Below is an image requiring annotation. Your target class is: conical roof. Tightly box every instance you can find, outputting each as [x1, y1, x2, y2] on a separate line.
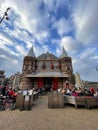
[60, 47, 68, 58]
[27, 45, 36, 57]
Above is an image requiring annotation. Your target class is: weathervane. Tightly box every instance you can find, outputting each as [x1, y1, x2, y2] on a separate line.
[0, 7, 11, 24]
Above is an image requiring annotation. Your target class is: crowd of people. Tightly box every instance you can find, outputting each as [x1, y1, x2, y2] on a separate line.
[0, 84, 98, 111]
[0, 87, 17, 110]
[59, 83, 98, 97]
[0, 86, 17, 98]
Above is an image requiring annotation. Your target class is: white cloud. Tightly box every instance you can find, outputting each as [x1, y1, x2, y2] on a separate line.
[1, 0, 50, 43]
[0, 41, 19, 57]
[52, 17, 72, 36]
[43, 0, 69, 13]
[56, 47, 61, 57]
[0, 54, 8, 59]
[42, 45, 50, 53]
[34, 30, 50, 44]
[0, 54, 18, 64]
[0, 58, 22, 77]
[0, 33, 14, 46]
[51, 39, 60, 45]
[92, 56, 98, 60]
[73, 47, 98, 81]
[12, 0, 50, 41]
[33, 44, 49, 57]
[26, 41, 35, 49]
[0, 0, 98, 82]
[72, 0, 98, 44]
[80, 48, 96, 60]
[15, 45, 27, 56]
[60, 36, 83, 55]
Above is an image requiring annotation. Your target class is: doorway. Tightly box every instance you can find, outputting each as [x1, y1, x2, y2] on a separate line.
[44, 78, 52, 92]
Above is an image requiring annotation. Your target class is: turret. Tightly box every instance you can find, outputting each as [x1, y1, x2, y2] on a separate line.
[22, 45, 36, 74]
[20, 45, 36, 90]
[59, 47, 74, 84]
[60, 47, 73, 73]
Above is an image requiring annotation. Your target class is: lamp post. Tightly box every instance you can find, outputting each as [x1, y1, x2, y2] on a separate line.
[0, 7, 11, 24]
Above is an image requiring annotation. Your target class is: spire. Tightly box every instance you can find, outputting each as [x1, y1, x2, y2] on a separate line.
[27, 45, 36, 57]
[75, 72, 83, 88]
[60, 46, 68, 58]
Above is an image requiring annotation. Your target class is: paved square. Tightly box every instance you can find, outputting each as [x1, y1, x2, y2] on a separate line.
[0, 96, 98, 130]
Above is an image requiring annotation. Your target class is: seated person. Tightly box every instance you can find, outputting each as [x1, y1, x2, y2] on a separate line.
[94, 88, 98, 97]
[71, 88, 78, 96]
[8, 88, 17, 99]
[78, 89, 86, 96]
[60, 88, 66, 94]
[89, 87, 95, 95]
[65, 88, 72, 95]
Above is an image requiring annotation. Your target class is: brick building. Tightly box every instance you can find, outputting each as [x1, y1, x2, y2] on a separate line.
[19, 45, 75, 90]
[9, 72, 21, 90]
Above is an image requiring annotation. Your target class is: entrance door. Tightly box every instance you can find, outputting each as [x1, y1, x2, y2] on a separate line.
[38, 78, 44, 88]
[52, 78, 58, 90]
[44, 78, 52, 92]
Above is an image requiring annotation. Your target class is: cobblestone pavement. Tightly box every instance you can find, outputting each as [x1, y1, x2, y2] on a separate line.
[0, 95, 98, 130]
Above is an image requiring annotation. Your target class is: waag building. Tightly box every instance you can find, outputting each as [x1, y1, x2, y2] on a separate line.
[19, 45, 75, 90]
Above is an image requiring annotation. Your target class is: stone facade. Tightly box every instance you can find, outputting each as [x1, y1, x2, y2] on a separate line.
[9, 72, 21, 90]
[75, 72, 84, 88]
[19, 46, 75, 90]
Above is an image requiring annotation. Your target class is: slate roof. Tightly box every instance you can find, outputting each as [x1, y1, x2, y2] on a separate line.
[60, 47, 68, 58]
[37, 52, 58, 60]
[27, 45, 36, 57]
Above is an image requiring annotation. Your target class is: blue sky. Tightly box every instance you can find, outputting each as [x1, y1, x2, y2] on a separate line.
[0, 0, 98, 81]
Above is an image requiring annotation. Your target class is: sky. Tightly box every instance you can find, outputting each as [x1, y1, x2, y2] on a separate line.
[0, 0, 98, 82]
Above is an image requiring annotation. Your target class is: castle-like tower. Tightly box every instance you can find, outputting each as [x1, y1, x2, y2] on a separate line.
[75, 72, 84, 88]
[19, 46, 75, 90]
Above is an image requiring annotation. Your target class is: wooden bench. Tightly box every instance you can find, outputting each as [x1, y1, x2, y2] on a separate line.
[63, 95, 98, 109]
[63, 95, 87, 108]
[75, 96, 87, 108]
[85, 96, 98, 109]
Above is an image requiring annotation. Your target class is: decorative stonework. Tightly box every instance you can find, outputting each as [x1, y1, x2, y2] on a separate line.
[19, 46, 75, 90]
